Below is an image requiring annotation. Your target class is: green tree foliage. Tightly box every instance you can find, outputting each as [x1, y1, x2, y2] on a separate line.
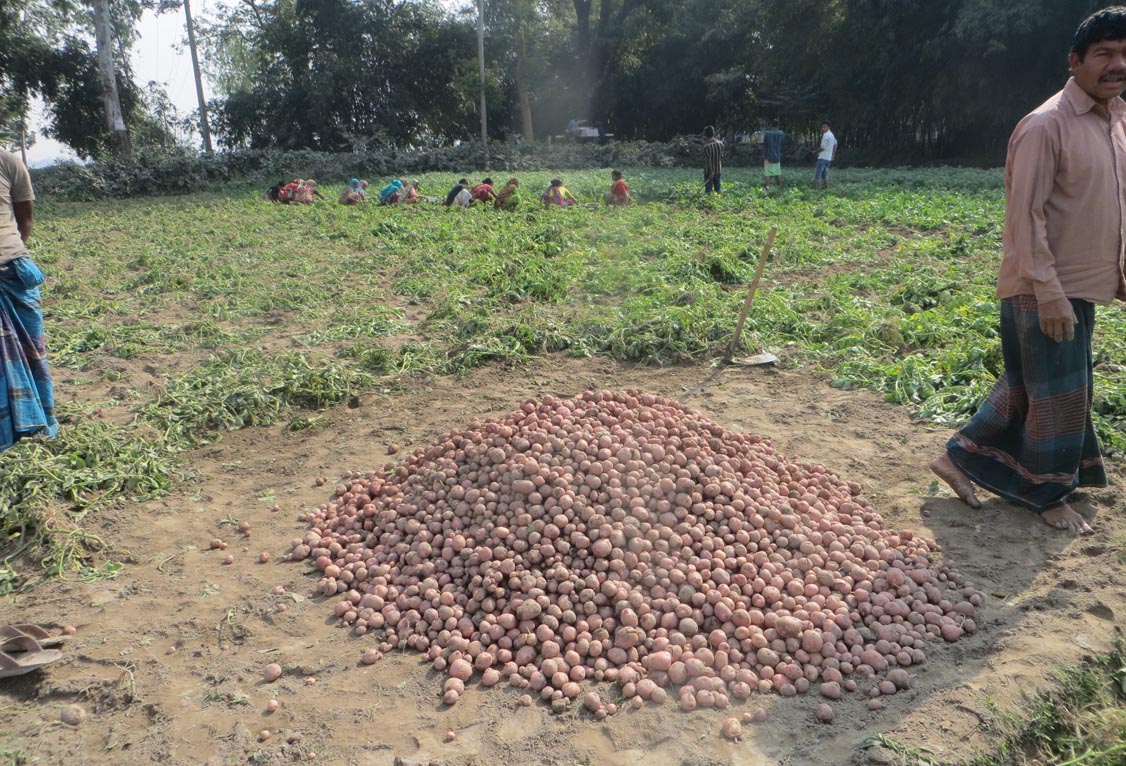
[0, 0, 179, 158]
[212, 0, 480, 150]
[597, 0, 1108, 159]
[7, 0, 1113, 161]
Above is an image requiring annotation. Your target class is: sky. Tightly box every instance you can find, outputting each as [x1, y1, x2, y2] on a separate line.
[26, 1, 221, 166]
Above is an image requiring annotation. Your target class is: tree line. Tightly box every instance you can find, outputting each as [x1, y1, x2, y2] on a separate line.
[0, 0, 1113, 164]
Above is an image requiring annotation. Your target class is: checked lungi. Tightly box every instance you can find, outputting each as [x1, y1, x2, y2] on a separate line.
[946, 294, 1108, 511]
[0, 256, 58, 451]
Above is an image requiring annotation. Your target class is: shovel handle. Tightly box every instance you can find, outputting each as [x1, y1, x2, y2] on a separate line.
[727, 227, 778, 358]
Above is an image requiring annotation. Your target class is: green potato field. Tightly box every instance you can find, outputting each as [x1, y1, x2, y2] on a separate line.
[0, 166, 1123, 766]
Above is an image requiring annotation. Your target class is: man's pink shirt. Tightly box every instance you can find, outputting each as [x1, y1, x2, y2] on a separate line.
[997, 77, 1126, 306]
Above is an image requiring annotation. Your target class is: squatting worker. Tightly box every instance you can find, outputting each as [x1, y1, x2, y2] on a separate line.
[931, 6, 1126, 535]
[702, 125, 724, 195]
[0, 149, 57, 451]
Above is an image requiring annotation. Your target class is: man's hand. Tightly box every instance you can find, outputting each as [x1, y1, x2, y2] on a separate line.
[1038, 297, 1077, 343]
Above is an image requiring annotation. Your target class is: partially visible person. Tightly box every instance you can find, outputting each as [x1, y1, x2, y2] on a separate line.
[380, 179, 405, 205]
[702, 125, 724, 195]
[283, 178, 302, 203]
[0, 150, 57, 451]
[444, 178, 470, 207]
[403, 180, 423, 204]
[495, 178, 521, 210]
[603, 170, 631, 206]
[339, 178, 365, 205]
[541, 178, 577, 208]
[762, 122, 784, 189]
[265, 180, 287, 203]
[930, 6, 1126, 536]
[470, 178, 497, 204]
[295, 178, 324, 204]
[814, 121, 837, 189]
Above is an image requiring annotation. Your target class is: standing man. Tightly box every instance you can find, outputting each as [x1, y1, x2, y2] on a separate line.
[702, 125, 724, 195]
[814, 120, 837, 188]
[931, 7, 1126, 535]
[762, 121, 784, 189]
[0, 150, 57, 450]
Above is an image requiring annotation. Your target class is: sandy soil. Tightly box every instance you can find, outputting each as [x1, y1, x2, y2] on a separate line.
[1, 356, 1122, 766]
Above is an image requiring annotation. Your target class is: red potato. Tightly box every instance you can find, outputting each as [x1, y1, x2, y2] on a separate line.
[293, 391, 980, 712]
[721, 717, 743, 741]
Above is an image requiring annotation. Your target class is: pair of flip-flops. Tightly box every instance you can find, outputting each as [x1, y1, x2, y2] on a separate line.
[0, 624, 67, 678]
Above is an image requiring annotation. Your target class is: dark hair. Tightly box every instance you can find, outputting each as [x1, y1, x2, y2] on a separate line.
[703, 125, 715, 138]
[1072, 6, 1126, 59]
[820, 120, 831, 128]
[550, 178, 563, 187]
[458, 178, 468, 185]
[611, 169, 622, 179]
[483, 177, 493, 185]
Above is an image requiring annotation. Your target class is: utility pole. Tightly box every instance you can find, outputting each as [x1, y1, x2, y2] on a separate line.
[19, 121, 27, 168]
[183, 0, 213, 155]
[477, 0, 487, 169]
[92, 0, 131, 157]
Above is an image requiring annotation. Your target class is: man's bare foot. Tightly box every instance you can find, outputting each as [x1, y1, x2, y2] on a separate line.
[1040, 504, 1093, 535]
[929, 454, 982, 509]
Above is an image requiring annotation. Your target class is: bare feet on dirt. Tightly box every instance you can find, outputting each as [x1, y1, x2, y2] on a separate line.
[929, 454, 982, 509]
[1040, 503, 1094, 535]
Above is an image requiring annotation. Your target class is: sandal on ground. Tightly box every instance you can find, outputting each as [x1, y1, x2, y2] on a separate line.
[0, 635, 63, 678]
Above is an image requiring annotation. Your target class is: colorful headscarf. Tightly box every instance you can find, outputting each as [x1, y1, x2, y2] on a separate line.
[380, 179, 404, 204]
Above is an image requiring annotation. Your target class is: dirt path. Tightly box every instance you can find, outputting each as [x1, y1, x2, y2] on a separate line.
[1, 357, 1122, 766]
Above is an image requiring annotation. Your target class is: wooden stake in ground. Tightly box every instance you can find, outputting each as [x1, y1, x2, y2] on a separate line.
[725, 226, 778, 361]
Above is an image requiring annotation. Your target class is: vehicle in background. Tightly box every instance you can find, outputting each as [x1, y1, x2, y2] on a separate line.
[557, 120, 613, 142]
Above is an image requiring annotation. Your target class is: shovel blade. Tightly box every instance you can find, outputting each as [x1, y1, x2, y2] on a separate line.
[728, 352, 778, 367]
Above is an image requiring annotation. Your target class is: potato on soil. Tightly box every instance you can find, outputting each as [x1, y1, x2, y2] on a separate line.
[721, 717, 742, 741]
[60, 705, 86, 726]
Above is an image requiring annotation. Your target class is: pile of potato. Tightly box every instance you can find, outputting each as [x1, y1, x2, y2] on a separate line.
[291, 391, 978, 713]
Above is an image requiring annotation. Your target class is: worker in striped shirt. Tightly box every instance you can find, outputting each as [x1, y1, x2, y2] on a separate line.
[702, 125, 724, 194]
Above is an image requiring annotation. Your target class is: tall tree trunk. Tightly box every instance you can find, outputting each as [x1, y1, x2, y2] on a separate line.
[514, 2, 533, 142]
[571, 0, 594, 117]
[184, 0, 214, 155]
[91, 0, 130, 157]
[571, 0, 636, 123]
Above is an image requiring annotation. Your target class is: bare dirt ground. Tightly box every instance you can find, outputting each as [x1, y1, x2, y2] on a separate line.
[1, 356, 1123, 766]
